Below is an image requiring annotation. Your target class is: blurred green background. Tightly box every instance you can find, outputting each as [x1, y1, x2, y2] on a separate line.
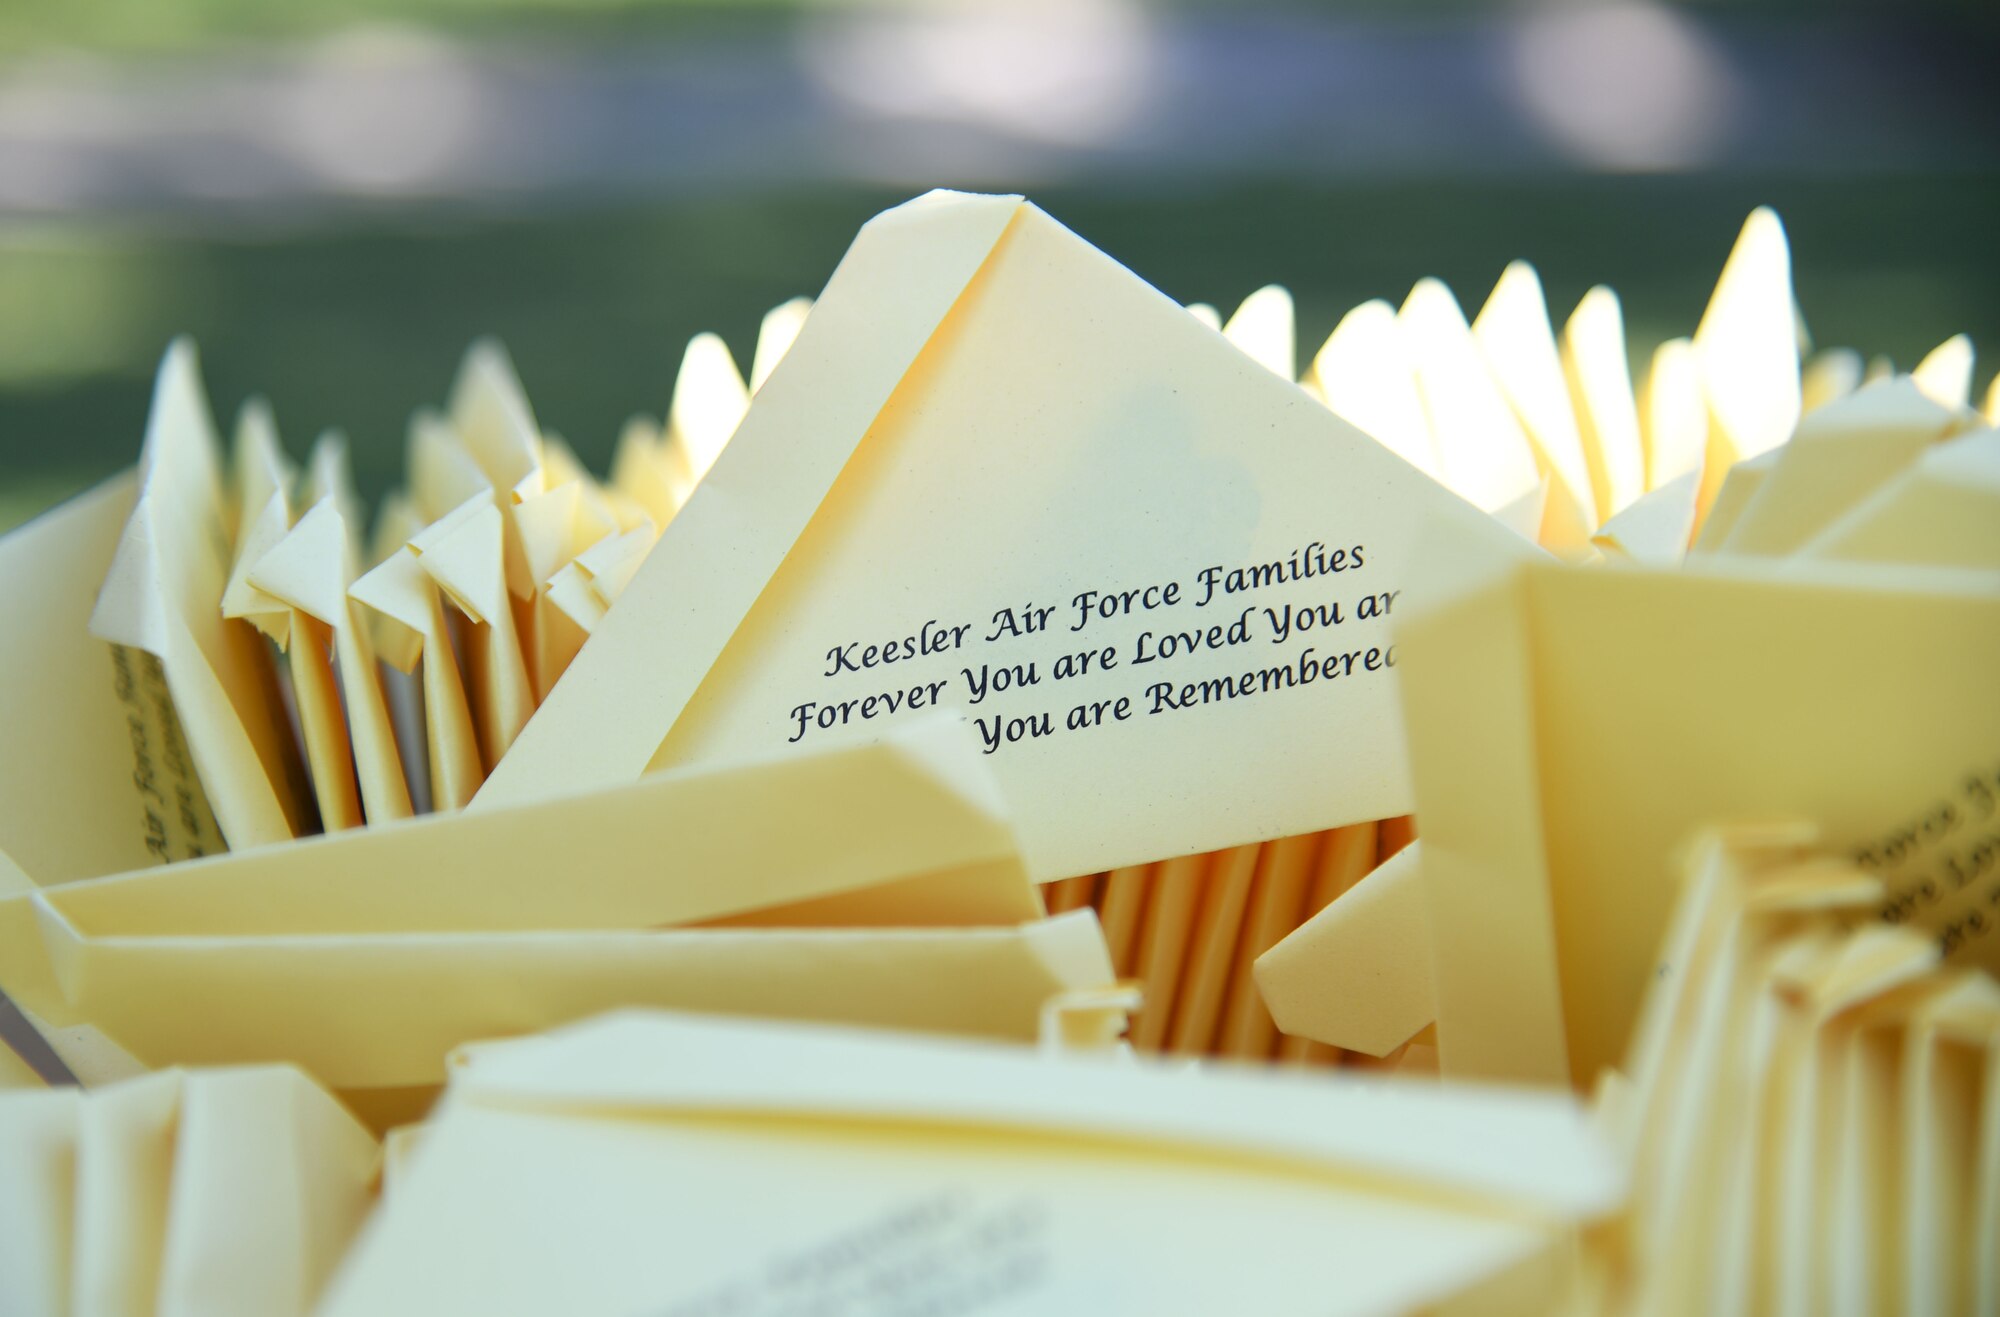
[2, 0, 1997, 531]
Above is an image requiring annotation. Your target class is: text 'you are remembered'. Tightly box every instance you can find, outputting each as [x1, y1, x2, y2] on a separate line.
[791, 540, 1401, 754]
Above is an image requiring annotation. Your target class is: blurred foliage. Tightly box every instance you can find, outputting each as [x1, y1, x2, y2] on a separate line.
[5, 0, 1991, 57]
[2, 171, 1996, 533]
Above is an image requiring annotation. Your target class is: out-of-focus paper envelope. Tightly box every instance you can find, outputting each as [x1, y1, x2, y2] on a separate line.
[1395, 554, 2000, 1088]
[0, 1064, 376, 1317]
[0, 474, 205, 887]
[1794, 426, 2000, 572]
[29, 909, 1115, 1093]
[1703, 378, 1961, 559]
[89, 339, 311, 850]
[318, 1011, 1623, 1317]
[474, 190, 1522, 881]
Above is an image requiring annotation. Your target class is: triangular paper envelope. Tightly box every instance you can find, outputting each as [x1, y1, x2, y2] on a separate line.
[317, 1010, 1621, 1317]
[475, 190, 1519, 881]
[1394, 553, 2000, 1087]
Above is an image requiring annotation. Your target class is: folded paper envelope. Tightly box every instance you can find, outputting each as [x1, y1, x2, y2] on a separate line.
[473, 189, 1524, 880]
[7, 714, 1036, 943]
[1392, 553, 2000, 1089]
[29, 909, 1116, 1093]
[1602, 825, 2000, 1315]
[318, 1011, 1623, 1316]
[0, 1064, 377, 1317]
[0, 718, 1073, 1088]
[89, 340, 311, 851]
[0, 474, 188, 889]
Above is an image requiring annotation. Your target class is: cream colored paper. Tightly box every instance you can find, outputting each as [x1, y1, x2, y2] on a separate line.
[1474, 261, 1597, 551]
[1257, 839, 1434, 1056]
[1308, 299, 1440, 478]
[0, 1087, 78, 1317]
[1396, 553, 2000, 1086]
[1706, 378, 1958, 560]
[249, 495, 414, 825]
[31, 908, 1116, 1092]
[1693, 207, 1802, 514]
[1222, 285, 1295, 379]
[318, 1010, 1621, 1317]
[89, 340, 309, 849]
[0, 718, 1041, 1039]
[1, 1065, 379, 1317]
[0, 475, 217, 886]
[1401, 277, 1544, 517]
[1591, 471, 1700, 567]
[751, 297, 812, 393]
[477, 191, 1520, 883]
[1563, 285, 1647, 522]
[348, 536, 485, 813]
[1793, 427, 2000, 572]
[411, 493, 534, 769]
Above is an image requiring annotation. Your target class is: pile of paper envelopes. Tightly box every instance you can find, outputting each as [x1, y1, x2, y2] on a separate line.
[0, 716, 1121, 1124]
[1600, 824, 2000, 1315]
[0, 1064, 378, 1316]
[318, 1010, 1624, 1316]
[1258, 373, 2000, 1085]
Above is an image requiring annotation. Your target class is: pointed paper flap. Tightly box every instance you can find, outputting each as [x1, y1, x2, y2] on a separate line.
[220, 489, 295, 641]
[449, 338, 543, 500]
[412, 494, 505, 625]
[477, 193, 1522, 883]
[1711, 378, 1956, 558]
[1256, 840, 1436, 1056]
[1563, 286, 1647, 521]
[1694, 208, 1802, 472]
[1592, 470, 1699, 567]
[407, 412, 491, 524]
[1794, 427, 2000, 571]
[349, 549, 435, 643]
[1801, 347, 1865, 415]
[1222, 285, 1295, 379]
[666, 332, 749, 485]
[514, 481, 586, 586]
[1473, 262, 1595, 548]
[246, 497, 351, 627]
[1310, 300, 1438, 478]
[751, 297, 812, 393]
[1642, 337, 1708, 488]
[1400, 278, 1543, 514]
[1912, 334, 1974, 410]
[577, 525, 655, 610]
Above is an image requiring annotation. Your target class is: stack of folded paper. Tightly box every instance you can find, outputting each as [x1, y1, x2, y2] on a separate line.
[1256, 368, 1998, 1083]
[0, 1064, 378, 1317]
[1600, 823, 2000, 1315]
